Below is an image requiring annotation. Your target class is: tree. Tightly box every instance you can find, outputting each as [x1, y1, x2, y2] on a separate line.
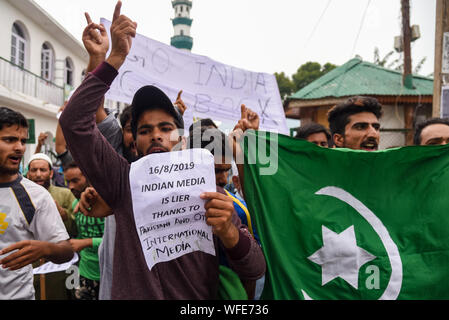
[373, 46, 427, 75]
[274, 72, 295, 100]
[275, 61, 337, 101]
[291, 62, 337, 92]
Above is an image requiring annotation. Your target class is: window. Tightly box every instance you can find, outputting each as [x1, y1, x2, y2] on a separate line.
[180, 30, 184, 36]
[11, 23, 27, 68]
[41, 43, 54, 82]
[65, 58, 74, 87]
[180, 6, 183, 12]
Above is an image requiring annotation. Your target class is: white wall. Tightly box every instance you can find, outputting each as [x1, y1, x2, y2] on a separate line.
[0, 0, 87, 87]
[379, 104, 406, 149]
[0, 0, 89, 165]
[174, 24, 191, 36]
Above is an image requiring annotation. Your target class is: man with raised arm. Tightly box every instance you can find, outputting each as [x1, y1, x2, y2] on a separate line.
[59, 1, 265, 299]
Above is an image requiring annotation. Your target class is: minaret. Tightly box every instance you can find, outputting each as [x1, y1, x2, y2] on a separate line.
[170, 0, 193, 51]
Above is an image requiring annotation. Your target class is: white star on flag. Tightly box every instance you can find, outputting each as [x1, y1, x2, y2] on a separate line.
[308, 225, 376, 289]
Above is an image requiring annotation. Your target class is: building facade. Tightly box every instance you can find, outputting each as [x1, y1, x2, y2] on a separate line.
[0, 0, 89, 165]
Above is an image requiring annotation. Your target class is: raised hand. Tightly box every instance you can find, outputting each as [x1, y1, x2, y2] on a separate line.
[82, 12, 109, 59]
[106, 1, 138, 70]
[237, 104, 260, 132]
[174, 90, 187, 115]
[76, 187, 113, 218]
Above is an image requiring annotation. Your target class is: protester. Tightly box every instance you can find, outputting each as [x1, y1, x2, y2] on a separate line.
[413, 117, 449, 146]
[188, 118, 218, 136]
[295, 122, 332, 148]
[187, 126, 264, 299]
[327, 96, 382, 151]
[59, 1, 265, 299]
[0, 107, 73, 300]
[27, 153, 77, 299]
[27, 153, 76, 234]
[62, 161, 104, 300]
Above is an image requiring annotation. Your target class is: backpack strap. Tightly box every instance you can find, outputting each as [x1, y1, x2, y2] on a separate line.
[11, 181, 35, 225]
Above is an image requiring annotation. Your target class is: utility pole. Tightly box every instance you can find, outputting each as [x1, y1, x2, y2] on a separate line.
[401, 0, 414, 145]
[432, 0, 449, 117]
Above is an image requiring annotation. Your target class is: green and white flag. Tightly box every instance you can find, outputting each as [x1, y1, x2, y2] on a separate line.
[243, 130, 449, 300]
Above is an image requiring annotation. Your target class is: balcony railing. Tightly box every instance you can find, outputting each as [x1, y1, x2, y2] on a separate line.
[0, 56, 64, 106]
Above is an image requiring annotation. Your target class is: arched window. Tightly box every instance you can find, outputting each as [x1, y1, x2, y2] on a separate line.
[41, 42, 54, 82]
[65, 57, 74, 87]
[11, 23, 27, 68]
[180, 30, 184, 36]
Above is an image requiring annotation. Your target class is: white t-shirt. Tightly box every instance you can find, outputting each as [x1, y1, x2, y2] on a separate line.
[0, 175, 69, 300]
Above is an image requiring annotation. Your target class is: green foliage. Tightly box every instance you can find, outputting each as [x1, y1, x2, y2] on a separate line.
[275, 62, 337, 100]
[274, 72, 295, 100]
[373, 46, 427, 75]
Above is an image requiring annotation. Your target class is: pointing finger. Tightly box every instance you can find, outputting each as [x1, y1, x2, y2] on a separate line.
[113, 1, 122, 22]
[85, 12, 93, 25]
[177, 90, 183, 100]
[240, 104, 248, 120]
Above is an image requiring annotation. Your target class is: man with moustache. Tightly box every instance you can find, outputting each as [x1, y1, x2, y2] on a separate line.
[27, 153, 77, 299]
[59, 1, 265, 299]
[0, 107, 73, 300]
[327, 96, 382, 151]
[27, 153, 76, 233]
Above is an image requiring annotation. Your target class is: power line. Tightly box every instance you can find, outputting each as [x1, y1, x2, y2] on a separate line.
[350, 0, 372, 58]
[304, 0, 332, 49]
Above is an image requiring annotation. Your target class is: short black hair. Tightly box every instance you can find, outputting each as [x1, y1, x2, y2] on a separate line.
[187, 127, 232, 162]
[188, 118, 217, 135]
[327, 96, 382, 136]
[413, 117, 449, 145]
[119, 105, 133, 128]
[62, 160, 79, 172]
[0, 107, 28, 131]
[295, 122, 331, 141]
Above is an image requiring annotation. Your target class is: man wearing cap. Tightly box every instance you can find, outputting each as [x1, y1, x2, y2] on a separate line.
[27, 153, 76, 235]
[27, 153, 77, 300]
[0, 107, 73, 300]
[59, 1, 265, 300]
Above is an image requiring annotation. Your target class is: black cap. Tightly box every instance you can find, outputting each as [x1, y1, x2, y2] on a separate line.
[130, 85, 184, 138]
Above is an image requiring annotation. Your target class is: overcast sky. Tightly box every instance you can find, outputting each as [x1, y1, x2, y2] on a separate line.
[33, 0, 436, 78]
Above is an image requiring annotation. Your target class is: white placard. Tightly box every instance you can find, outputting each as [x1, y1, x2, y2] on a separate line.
[101, 18, 288, 134]
[129, 149, 217, 271]
[33, 253, 79, 275]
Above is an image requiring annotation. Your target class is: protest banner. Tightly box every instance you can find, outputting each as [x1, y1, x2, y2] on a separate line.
[101, 18, 288, 134]
[129, 149, 217, 271]
[243, 130, 449, 299]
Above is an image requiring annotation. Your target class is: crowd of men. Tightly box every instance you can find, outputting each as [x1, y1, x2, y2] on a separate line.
[1, 1, 449, 300]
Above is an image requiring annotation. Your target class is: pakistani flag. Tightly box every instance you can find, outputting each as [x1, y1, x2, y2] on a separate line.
[242, 130, 449, 300]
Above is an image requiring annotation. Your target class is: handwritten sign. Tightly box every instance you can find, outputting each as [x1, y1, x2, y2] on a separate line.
[101, 18, 288, 134]
[129, 149, 217, 271]
[33, 253, 79, 275]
